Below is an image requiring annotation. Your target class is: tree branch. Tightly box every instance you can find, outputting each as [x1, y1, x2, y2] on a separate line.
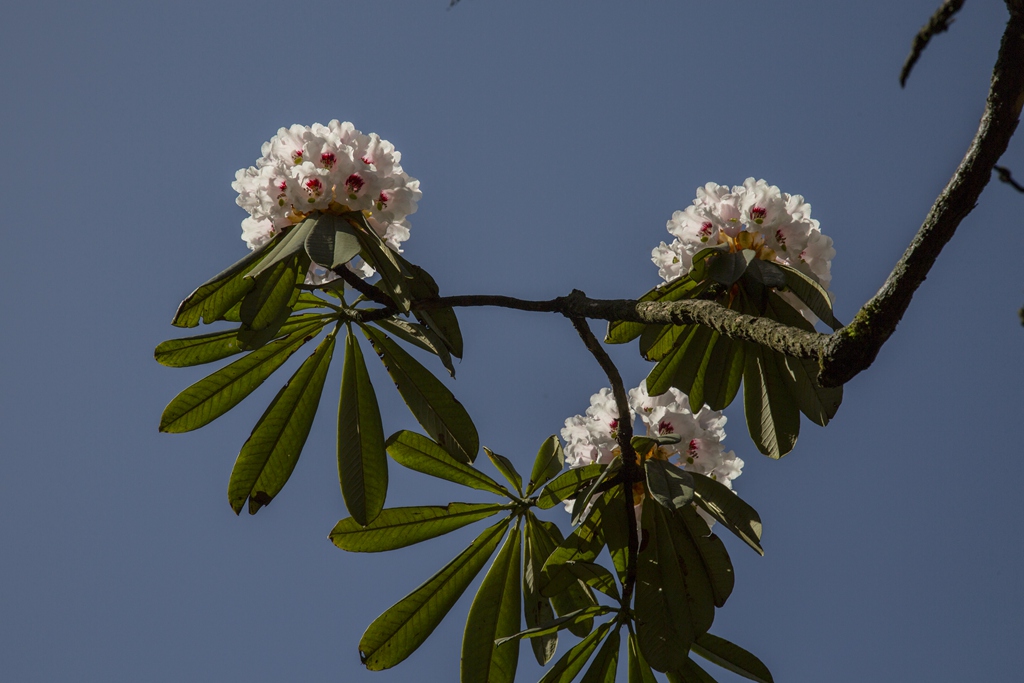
[820, 2, 1024, 385]
[328, 4, 1023, 390]
[994, 165, 1024, 193]
[567, 311, 640, 607]
[900, 0, 966, 87]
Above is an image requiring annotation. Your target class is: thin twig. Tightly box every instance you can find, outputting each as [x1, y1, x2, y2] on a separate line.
[900, 0, 966, 87]
[994, 165, 1024, 193]
[568, 309, 640, 607]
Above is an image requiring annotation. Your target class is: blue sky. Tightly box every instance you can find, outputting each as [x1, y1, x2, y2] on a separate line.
[1, 1, 1021, 681]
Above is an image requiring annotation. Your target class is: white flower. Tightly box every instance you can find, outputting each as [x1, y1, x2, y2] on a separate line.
[233, 121, 421, 270]
[560, 382, 744, 523]
[654, 178, 834, 299]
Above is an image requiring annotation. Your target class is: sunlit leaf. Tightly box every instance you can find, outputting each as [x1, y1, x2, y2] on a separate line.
[497, 606, 613, 647]
[245, 217, 317, 281]
[536, 464, 604, 510]
[529, 517, 597, 638]
[330, 503, 508, 552]
[364, 326, 479, 463]
[484, 447, 523, 496]
[359, 519, 508, 670]
[523, 512, 560, 665]
[537, 621, 614, 683]
[159, 319, 327, 433]
[338, 328, 388, 526]
[628, 632, 660, 683]
[171, 235, 281, 328]
[526, 435, 565, 496]
[580, 628, 620, 683]
[346, 212, 411, 312]
[385, 430, 508, 496]
[370, 317, 455, 377]
[462, 521, 522, 683]
[226, 332, 336, 514]
[240, 256, 302, 331]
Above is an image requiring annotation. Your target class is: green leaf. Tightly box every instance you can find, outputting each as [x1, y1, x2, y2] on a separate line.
[227, 332, 336, 514]
[679, 509, 734, 608]
[645, 459, 695, 511]
[330, 503, 507, 552]
[668, 658, 720, 683]
[605, 273, 708, 345]
[691, 473, 763, 555]
[708, 251, 754, 287]
[628, 633, 660, 683]
[742, 342, 800, 458]
[245, 217, 317, 281]
[529, 517, 598, 638]
[359, 519, 508, 670]
[571, 459, 620, 527]
[645, 325, 700, 397]
[385, 431, 508, 496]
[462, 521, 522, 683]
[338, 329, 388, 526]
[370, 317, 455, 378]
[777, 263, 842, 330]
[304, 212, 362, 271]
[635, 503, 693, 673]
[580, 628, 620, 683]
[484, 447, 523, 496]
[764, 293, 842, 426]
[363, 326, 479, 463]
[538, 621, 614, 683]
[347, 212, 411, 313]
[156, 313, 335, 368]
[691, 332, 745, 412]
[536, 464, 604, 510]
[640, 323, 693, 362]
[662, 506, 716, 635]
[394, 253, 464, 358]
[240, 256, 303, 331]
[159, 320, 327, 433]
[523, 512, 560, 665]
[171, 235, 281, 328]
[496, 606, 613, 647]
[543, 495, 607, 597]
[692, 633, 774, 683]
[743, 258, 786, 289]
[526, 435, 565, 496]
[557, 561, 620, 600]
[600, 490, 630, 585]
[689, 246, 727, 282]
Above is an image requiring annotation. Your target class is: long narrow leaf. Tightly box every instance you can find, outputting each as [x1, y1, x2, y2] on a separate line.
[159, 320, 327, 433]
[645, 459, 695, 511]
[628, 633, 660, 683]
[691, 633, 774, 683]
[484, 447, 523, 496]
[240, 257, 301, 330]
[742, 342, 800, 459]
[245, 217, 317, 280]
[359, 519, 508, 670]
[691, 473, 763, 555]
[526, 435, 565, 496]
[156, 313, 334, 368]
[580, 629, 620, 683]
[331, 503, 507, 552]
[171, 235, 280, 328]
[385, 431, 508, 496]
[777, 263, 842, 330]
[227, 332, 336, 514]
[462, 521, 522, 683]
[338, 329, 388, 526]
[538, 621, 614, 683]
[363, 326, 479, 463]
[536, 464, 604, 510]
[497, 606, 613, 647]
[529, 517, 597, 638]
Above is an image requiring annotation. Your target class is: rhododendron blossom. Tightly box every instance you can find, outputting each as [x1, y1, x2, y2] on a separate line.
[560, 383, 743, 523]
[231, 121, 422, 267]
[653, 178, 835, 293]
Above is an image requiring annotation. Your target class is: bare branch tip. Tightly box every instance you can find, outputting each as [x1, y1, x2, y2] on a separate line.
[900, 0, 966, 87]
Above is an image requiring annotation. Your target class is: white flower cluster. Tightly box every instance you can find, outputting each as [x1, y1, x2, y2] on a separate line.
[232, 121, 422, 253]
[652, 178, 834, 290]
[560, 383, 743, 520]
